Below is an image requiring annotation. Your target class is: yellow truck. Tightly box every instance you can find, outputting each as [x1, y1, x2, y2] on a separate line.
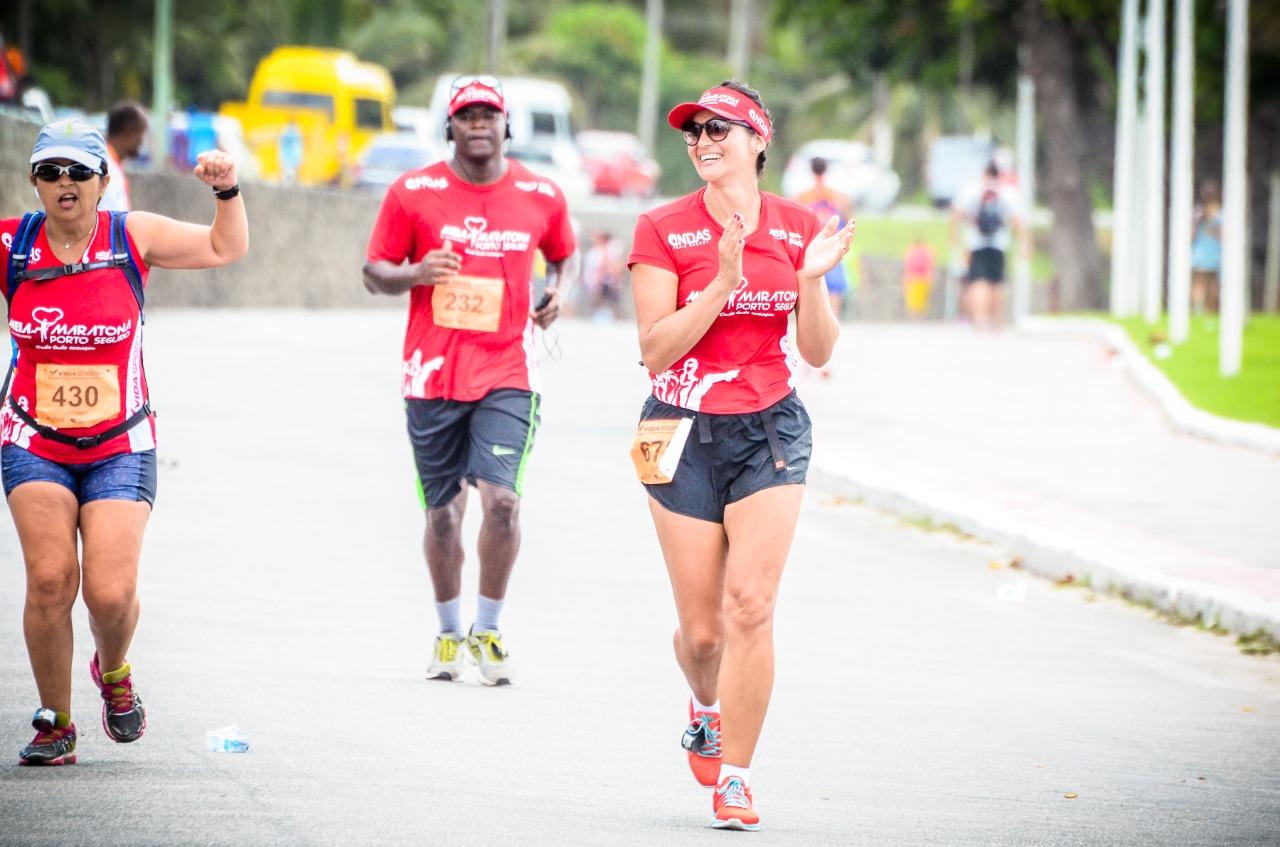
[221, 46, 395, 186]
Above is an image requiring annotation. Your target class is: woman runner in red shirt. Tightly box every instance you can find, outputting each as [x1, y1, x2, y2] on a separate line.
[628, 82, 853, 830]
[2, 120, 247, 765]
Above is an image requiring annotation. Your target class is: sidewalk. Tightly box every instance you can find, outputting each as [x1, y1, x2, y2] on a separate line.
[801, 323, 1280, 640]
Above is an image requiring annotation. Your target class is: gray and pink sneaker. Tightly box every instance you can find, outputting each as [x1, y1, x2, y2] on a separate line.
[90, 653, 147, 743]
[18, 708, 77, 766]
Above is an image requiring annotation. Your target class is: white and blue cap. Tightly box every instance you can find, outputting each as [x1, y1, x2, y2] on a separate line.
[29, 119, 108, 172]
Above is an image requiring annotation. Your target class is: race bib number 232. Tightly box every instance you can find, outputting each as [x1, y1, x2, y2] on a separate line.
[432, 276, 504, 333]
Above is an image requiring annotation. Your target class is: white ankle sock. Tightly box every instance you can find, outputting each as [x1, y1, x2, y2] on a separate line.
[692, 695, 720, 714]
[719, 764, 750, 786]
[436, 596, 461, 635]
[475, 594, 504, 632]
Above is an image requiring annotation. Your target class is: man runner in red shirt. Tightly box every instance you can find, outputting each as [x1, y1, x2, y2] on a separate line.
[363, 75, 578, 685]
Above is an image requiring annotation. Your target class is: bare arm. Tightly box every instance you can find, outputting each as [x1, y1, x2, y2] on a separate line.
[363, 240, 462, 296]
[633, 214, 747, 374]
[794, 215, 852, 367]
[126, 151, 248, 269]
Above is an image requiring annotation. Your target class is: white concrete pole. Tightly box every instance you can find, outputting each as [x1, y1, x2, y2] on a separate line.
[1142, 0, 1167, 323]
[1111, 0, 1141, 317]
[1219, 0, 1249, 376]
[1265, 171, 1280, 313]
[636, 0, 663, 158]
[1167, 0, 1195, 344]
[151, 0, 173, 171]
[1015, 68, 1035, 323]
[727, 0, 752, 80]
[487, 0, 507, 75]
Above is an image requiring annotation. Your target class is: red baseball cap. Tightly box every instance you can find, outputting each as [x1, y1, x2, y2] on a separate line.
[667, 86, 772, 144]
[448, 76, 506, 117]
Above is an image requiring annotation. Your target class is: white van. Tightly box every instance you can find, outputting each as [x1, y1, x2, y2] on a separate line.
[424, 74, 591, 199]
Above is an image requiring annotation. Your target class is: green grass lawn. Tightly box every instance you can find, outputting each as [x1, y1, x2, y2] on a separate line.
[854, 214, 1055, 282]
[1108, 314, 1280, 428]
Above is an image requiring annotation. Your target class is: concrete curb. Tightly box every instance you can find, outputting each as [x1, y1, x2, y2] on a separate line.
[1019, 316, 1280, 457]
[808, 465, 1280, 643]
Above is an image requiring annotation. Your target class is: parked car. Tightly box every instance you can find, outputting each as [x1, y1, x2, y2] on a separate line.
[576, 130, 660, 197]
[355, 131, 434, 193]
[925, 136, 995, 208]
[781, 139, 900, 213]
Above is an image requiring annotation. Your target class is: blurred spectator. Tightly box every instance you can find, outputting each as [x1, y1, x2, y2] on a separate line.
[0, 30, 23, 103]
[279, 121, 304, 185]
[1191, 180, 1222, 314]
[583, 230, 625, 321]
[187, 111, 219, 164]
[950, 160, 1027, 330]
[902, 236, 936, 320]
[100, 102, 148, 212]
[795, 157, 852, 319]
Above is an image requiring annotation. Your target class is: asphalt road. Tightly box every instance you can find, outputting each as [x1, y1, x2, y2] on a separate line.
[1, 313, 1277, 846]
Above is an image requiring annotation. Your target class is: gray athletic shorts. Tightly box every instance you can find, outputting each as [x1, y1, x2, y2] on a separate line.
[406, 388, 541, 509]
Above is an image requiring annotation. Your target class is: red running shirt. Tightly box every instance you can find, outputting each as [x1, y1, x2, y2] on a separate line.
[628, 189, 820, 413]
[366, 160, 576, 401]
[0, 211, 154, 463]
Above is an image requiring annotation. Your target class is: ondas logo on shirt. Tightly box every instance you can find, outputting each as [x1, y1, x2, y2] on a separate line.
[405, 175, 449, 191]
[667, 228, 713, 250]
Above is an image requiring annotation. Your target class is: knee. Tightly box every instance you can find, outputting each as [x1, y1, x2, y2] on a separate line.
[723, 584, 776, 634]
[427, 503, 464, 539]
[484, 490, 520, 530]
[681, 624, 723, 662]
[26, 566, 77, 612]
[83, 582, 137, 621]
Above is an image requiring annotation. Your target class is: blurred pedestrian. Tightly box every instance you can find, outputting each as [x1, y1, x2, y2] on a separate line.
[583, 230, 625, 321]
[1191, 180, 1222, 314]
[100, 102, 148, 212]
[795, 157, 852, 319]
[902, 235, 936, 320]
[278, 121, 303, 185]
[629, 80, 851, 831]
[4, 120, 247, 766]
[949, 160, 1027, 330]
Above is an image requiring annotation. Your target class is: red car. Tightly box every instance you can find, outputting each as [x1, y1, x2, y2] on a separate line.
[576, 130, 660, 198]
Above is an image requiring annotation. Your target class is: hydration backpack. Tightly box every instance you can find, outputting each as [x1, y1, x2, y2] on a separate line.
[975, 190, 1004, 237]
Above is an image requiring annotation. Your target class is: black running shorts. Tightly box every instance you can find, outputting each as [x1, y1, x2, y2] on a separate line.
[638, 391, 812, 524]
[406, 388, 541, 509]
[965, 247, 1006, 284]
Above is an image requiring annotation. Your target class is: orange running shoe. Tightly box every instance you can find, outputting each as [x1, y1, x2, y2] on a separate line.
[712, 774, 760, 830]
[680, 700, 721, 787]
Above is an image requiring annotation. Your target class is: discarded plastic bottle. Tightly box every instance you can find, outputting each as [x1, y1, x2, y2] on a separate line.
[206, 725, 250, 753]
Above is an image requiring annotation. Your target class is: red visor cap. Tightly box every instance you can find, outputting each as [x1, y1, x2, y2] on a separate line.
[448, 82, 506, 117]
[666, 86, 771, 144]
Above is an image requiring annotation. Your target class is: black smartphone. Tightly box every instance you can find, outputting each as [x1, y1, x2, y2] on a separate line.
[534, 290, 554, 311]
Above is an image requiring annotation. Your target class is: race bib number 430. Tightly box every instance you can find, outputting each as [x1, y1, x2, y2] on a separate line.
[432, 276, 504, 333]
[35, 363, 121, 429]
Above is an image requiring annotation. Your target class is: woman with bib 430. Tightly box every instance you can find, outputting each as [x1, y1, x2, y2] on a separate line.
[628, 82, 853, 830]
[2, 120, 247, 765]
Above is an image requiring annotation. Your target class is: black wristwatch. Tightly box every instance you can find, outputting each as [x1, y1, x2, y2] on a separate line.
[213, 184, 240, 200]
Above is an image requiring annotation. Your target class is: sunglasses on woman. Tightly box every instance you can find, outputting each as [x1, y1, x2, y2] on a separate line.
[32, 162, 101, 182]
[681, 117, 754, 147]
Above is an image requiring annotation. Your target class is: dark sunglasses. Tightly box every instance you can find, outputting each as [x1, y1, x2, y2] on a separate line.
[32, 162, 101, 182]
[681, 117, 753, 147]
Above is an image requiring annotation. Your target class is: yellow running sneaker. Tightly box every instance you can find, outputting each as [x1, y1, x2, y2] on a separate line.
[425, 633, 466, 681]
[465, 626, 513, 686]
